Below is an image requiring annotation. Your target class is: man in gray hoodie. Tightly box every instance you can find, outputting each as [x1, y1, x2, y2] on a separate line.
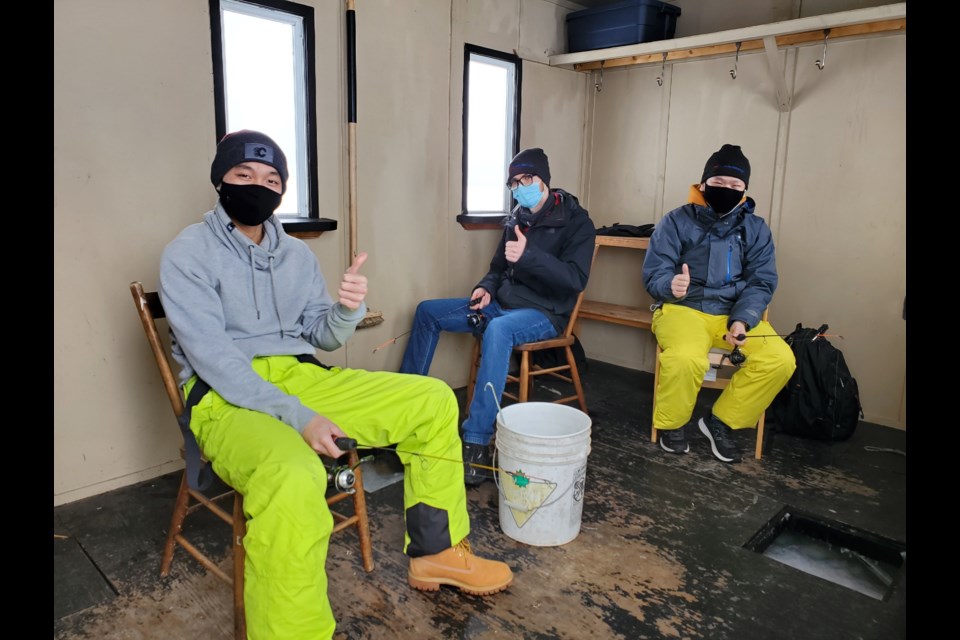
[159, 130, 512, 639]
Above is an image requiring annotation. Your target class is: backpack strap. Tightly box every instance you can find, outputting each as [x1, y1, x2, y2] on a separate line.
[177, 379, 215, 492]
[295, 353, 332, 369]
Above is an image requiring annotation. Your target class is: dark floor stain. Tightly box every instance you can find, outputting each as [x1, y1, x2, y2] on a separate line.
[54, 361, 906, 640]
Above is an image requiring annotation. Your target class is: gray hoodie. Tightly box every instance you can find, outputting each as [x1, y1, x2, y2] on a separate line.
[159, 205, 366, 433]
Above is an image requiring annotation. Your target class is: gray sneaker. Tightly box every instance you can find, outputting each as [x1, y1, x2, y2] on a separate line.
[659, 426, 689, 454]
[698, 415, 742, 463]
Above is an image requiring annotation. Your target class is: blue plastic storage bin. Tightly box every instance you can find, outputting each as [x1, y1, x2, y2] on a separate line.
[566, 0, 681, 53]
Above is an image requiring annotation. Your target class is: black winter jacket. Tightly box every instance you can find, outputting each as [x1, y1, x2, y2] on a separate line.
[475, 189, 596, 334]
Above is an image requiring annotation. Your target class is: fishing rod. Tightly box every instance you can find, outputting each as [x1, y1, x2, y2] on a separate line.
[742, 333, 844, 339]
[372, 296, 485, 353]
[725, 324, 842, 365]
[736, 322, 843, 342]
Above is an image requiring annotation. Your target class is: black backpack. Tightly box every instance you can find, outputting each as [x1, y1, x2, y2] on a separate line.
[769, 323, 864, 441]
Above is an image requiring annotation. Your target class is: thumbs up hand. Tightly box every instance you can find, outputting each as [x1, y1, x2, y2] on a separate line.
[671, 263, 690, 298]
[338, 252, 368, 310]
[505, 225, 527, 263]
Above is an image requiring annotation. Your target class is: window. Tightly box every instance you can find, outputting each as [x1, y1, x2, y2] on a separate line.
[458, 45, 521, 226]
[210, 0, 333, 232]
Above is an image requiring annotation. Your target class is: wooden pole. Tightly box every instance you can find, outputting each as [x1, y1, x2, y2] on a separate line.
[346, 0, 357, 261]
[346, 0, 383, 328]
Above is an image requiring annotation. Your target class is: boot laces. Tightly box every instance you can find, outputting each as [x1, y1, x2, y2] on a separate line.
[456, 539, 473, 557]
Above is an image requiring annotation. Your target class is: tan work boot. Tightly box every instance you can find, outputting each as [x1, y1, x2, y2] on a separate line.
[408, 539, 513, 595]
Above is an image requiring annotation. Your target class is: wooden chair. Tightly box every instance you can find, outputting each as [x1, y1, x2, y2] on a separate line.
[465, 244, 600, 413]
[129, 281, 375, 639]
[651, 309, 770, 460]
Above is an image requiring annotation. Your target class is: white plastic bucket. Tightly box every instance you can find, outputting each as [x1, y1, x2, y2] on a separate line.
[494, 402, 592, 546]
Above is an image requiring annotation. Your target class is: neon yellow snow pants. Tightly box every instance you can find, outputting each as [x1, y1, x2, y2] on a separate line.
[651, 304, 796, 430]
[185, 356, 469, 640]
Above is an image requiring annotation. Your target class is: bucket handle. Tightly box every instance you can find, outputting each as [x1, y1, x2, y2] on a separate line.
[493, 448, 583, 512]
[486, 381, 507, 429]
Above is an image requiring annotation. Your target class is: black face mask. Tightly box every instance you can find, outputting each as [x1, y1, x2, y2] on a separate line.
[218, 182, 282, 226]
[703, 185, 745, 215]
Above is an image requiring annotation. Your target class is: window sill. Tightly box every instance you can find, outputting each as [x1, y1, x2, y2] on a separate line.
[457, 213, 508, 230]
[281, 217, 338, 239]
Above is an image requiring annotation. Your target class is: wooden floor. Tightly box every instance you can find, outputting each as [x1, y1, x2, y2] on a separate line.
[54, 360, 907, 639]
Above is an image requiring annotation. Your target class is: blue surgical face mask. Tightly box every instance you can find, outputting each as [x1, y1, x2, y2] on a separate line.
[513, 182, 543, 209]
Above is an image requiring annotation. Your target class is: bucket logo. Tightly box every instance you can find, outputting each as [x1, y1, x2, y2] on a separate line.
[573, 466, 586, 503]
[500, 469, 557, 529]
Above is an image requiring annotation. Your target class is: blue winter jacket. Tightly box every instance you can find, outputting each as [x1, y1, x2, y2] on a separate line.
[642, 185, 778, 331]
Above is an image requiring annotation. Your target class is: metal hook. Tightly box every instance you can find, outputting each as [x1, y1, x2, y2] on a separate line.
[730, 42, 741, 79]
[656, 52, 667, 87]
[815, 29, 830, 70]
[595, 61, 604, 92]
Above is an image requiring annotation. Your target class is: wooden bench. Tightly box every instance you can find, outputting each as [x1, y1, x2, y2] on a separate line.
[578, 236, 653, 330]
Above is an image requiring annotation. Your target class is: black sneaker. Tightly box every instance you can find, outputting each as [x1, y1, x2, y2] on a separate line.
[463, 442, 493, 486]
[698, 415, 742, 463]
[659, 426, 689, 454]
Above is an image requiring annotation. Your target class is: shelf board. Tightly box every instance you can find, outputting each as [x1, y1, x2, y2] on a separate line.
[595, 235, 649, 249]
[579, 301, 653, 329]
[549, 2, 905, 72]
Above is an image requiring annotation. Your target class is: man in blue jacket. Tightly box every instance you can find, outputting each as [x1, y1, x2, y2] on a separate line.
[642, 144, 795, 463]
[160, 130, 513, 639]
[400, 148, 596, 485]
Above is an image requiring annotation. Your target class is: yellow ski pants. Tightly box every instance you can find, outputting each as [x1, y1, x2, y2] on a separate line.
[186, 356, 469, 639]
[652, 304, 796, 430]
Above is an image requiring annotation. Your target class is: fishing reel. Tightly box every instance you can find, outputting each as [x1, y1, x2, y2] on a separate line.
[327, 464, 357, 494]
[323, 437, 372, 495]
[728, 346, 747, 366]
[467, 311, 488, 336]
[720, 334, 748, 367]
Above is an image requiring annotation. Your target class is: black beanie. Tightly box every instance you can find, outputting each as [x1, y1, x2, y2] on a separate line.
[701, 144, 750, 188]
[507, 148, 551, 187]
[210, 130, 289, 194]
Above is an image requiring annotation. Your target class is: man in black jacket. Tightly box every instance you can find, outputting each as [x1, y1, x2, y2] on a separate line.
[400, 148, 596, 485]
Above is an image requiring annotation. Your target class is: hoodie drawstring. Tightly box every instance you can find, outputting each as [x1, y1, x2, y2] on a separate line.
[248, 245, 261, 320]
[268, 256, 283, 337]
[246, 235, 283, 335]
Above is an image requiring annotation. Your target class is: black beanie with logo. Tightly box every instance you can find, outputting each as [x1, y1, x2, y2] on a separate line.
[507, 148, 551, 187]
[701, 144, 750, 188]
[210, 130, 289, 194]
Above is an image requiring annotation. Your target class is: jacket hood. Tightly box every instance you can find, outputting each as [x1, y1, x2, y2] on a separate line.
[687, 184, 755, 221]
[204, 204, 287, 326]
[205, 204, 283, 268]
[510, 188, 584, 229]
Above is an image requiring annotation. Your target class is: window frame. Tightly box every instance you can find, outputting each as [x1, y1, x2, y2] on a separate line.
[457, 44, 522, 230]
[209, 0, 336, 235]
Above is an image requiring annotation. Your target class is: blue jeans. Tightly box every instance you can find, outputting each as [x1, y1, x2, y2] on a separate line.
[399, 297, 558, 445]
